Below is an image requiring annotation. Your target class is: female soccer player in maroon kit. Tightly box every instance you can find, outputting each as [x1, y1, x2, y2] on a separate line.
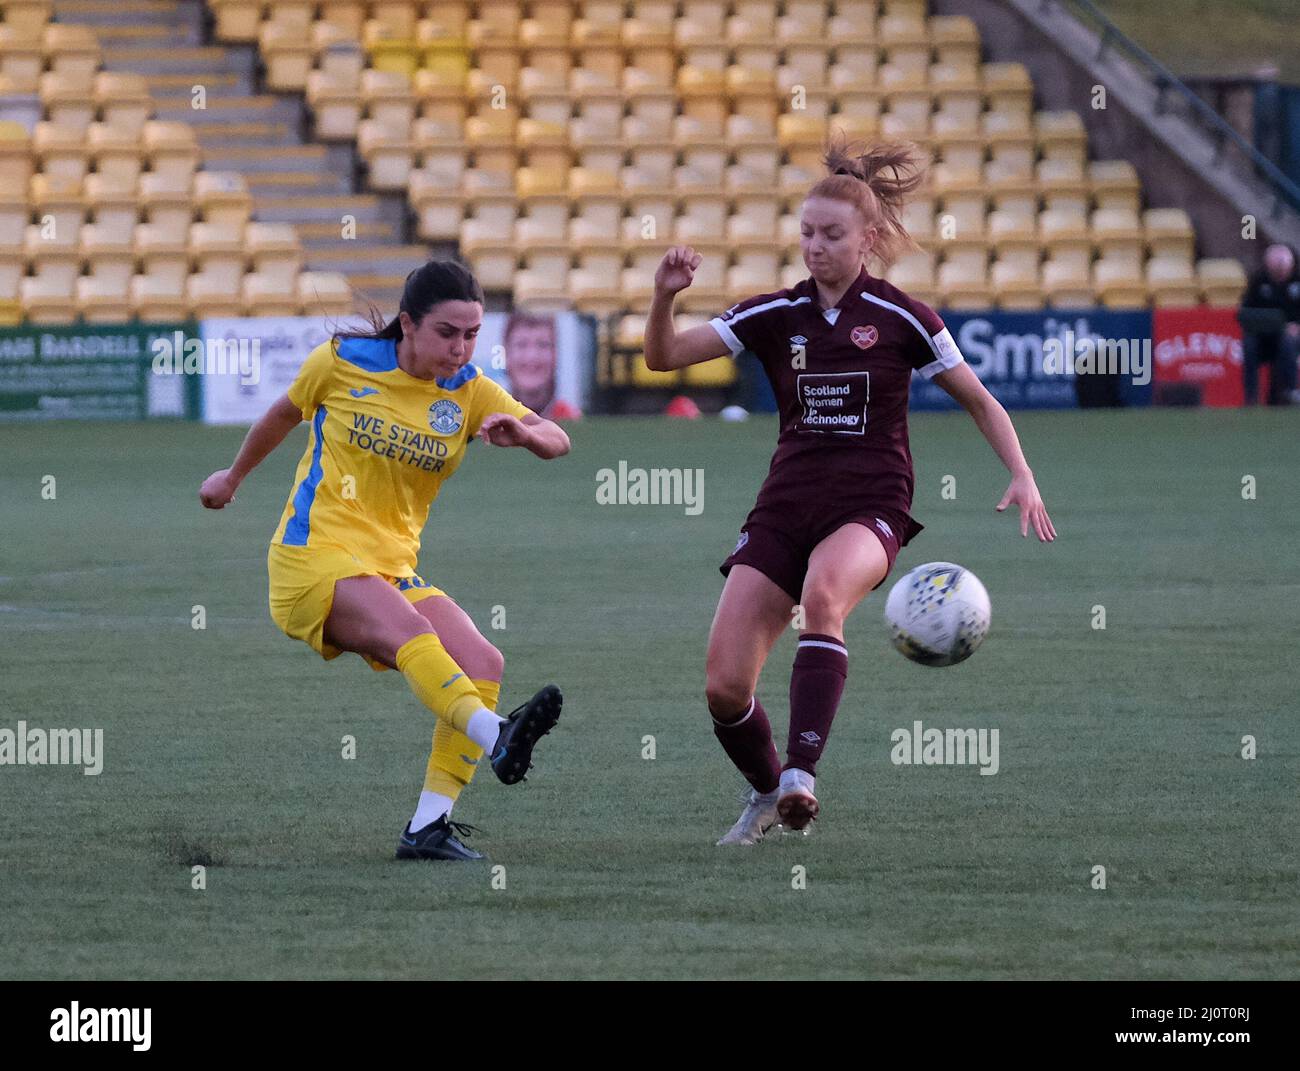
[644, 140, 1057, 844]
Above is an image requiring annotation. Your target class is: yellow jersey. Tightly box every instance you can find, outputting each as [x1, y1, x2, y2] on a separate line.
[270, 335, 533, 577]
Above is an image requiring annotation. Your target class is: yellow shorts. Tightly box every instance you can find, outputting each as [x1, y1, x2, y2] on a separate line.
[267, 543, 446, 670]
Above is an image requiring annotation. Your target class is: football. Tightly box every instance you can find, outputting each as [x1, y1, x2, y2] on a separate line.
[884, 562, 992, 667]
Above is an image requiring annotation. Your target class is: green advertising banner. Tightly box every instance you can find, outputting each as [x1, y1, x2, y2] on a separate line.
[0, 322, 199, 422]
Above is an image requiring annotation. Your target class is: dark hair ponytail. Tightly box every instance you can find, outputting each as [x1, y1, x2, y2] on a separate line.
[340, 259, 485, 342]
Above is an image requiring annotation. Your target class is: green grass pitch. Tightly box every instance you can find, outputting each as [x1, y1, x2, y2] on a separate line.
[0, 408, 1296, 979]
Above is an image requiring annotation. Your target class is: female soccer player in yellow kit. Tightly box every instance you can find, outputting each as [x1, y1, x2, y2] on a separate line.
[199, 261, 570, 861]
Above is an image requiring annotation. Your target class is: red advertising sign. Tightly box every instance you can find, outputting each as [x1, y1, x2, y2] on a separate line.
[1153, 307, 1245, 407]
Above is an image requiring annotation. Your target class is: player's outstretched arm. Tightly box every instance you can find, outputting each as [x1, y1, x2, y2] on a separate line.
[931, 363, 1057, 542]
[644, 245, 733, 371]
[478, 412, 570, 459]
[199, 392, 305, 509]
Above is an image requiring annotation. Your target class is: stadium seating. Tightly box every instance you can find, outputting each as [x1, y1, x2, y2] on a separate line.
[0, 3, 353, 323]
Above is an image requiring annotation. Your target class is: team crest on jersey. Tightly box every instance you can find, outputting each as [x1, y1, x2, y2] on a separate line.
[850, 325, 879, 350]
[427, 399, 464, 435]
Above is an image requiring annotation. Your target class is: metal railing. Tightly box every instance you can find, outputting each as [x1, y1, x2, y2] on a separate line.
[1040, 0, 1300, 215]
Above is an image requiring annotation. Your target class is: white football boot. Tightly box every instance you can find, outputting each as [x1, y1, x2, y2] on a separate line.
[776, 768, 819, 833]
[716, 787, 780, 846]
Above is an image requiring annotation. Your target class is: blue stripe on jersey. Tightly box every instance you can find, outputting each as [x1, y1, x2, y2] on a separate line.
[282, 405, 328, 546]
[436, 364, 479, 390]
[337, 337, 399, 372]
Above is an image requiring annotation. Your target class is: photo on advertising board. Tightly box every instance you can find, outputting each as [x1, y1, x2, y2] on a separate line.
[472, 310, 593, 420]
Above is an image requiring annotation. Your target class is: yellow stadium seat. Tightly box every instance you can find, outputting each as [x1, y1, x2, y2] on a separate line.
[79, 223, 135, 289]
[1197, 258, 1248, 308]
[194, 172, 252, 227]
[0, 27, 44, 94]
[25, 222, 80, 285]
[21, 274, 76, 324]
[76, 275, 132, 324]
[1088, 160, 1141, 213]
[87, 124, 142, 188]
[129, 273, 187, 320]
[727, 0, 777, 45]
[246, 223, 302, 284]
[94, 73, 152, 136]
[260, 23, 314, 92]
[370, 1, 419, 37]
[1091, 207, 1144, 263]
[1146, 257, 1200, 307]
[1143, 208, 1196, 261]
[364, 23, 418, 78]
[938, 255, 994, 310]
[135, 223, 189, 278]
[988, 207, 1039, 268]
[40, 73, 95, 133]
[361, 69, 416, 129]
[1039, 208, 1091, 273]
[34, 121, 89, 183]
[983, 62, 1034, 118]
[1094, 257, 1148, 308]
[187, 271, 245, 318]
[307, 70, 363, 140]
[189, 221, 246, 290]
[887, 250, 937, 296]
[0, 299, 21, 326]
[42, 25, 99, 89]
[242, 271, 300, 316]
[992, 259, 1045, 310]
[879, 14, 930, 73]
[1042, 258, 1094, 308]
[29, 173, 86, 240]
[408, 169, 466, 241]
[1036, 157, 1089, 215]
[0, 187, 26, 250]
[779, 0, 834, 41]
[138, 173, 192, 238]
[208, 0, 261, 43]
[318, 2, 366, 38]
[297, 270, 354, 316]
[357, 119, 415, 191]
[1035, 110, 1088, 166]
[930, 15, 981, 68]
[0, 121, 33, 191]
[143, 122, 199, 187]
[0, 250, 22, 303]
[84, 174, 138, 243]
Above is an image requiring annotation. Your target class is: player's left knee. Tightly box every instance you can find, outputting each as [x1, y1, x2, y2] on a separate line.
[800, 587, 846, 630]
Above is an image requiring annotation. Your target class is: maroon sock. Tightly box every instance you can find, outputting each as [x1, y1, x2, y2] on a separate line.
[786, 633, 848, 776]
[711, 696, 781, 794]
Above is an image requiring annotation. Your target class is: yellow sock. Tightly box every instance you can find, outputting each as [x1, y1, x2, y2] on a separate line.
[424, 679, 499, 800]
[396, 634, 483, 733]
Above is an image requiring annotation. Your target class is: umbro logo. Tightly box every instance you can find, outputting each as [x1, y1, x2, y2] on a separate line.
[790, 335, 807, 345]
[799, 731, 822, 745]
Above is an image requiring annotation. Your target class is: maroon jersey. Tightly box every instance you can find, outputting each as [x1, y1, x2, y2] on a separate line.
[709, 265, 964, 527]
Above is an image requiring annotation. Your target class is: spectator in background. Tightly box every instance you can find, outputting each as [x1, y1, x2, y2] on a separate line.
[503, 312, 559, 416]
[1239, 243, 1300, 405]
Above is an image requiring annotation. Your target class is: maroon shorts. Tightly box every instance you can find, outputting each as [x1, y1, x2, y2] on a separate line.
[719, 501, 923, 602]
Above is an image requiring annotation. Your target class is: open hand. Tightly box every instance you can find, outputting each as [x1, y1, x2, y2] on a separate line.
[996, 471, 1057, 541]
